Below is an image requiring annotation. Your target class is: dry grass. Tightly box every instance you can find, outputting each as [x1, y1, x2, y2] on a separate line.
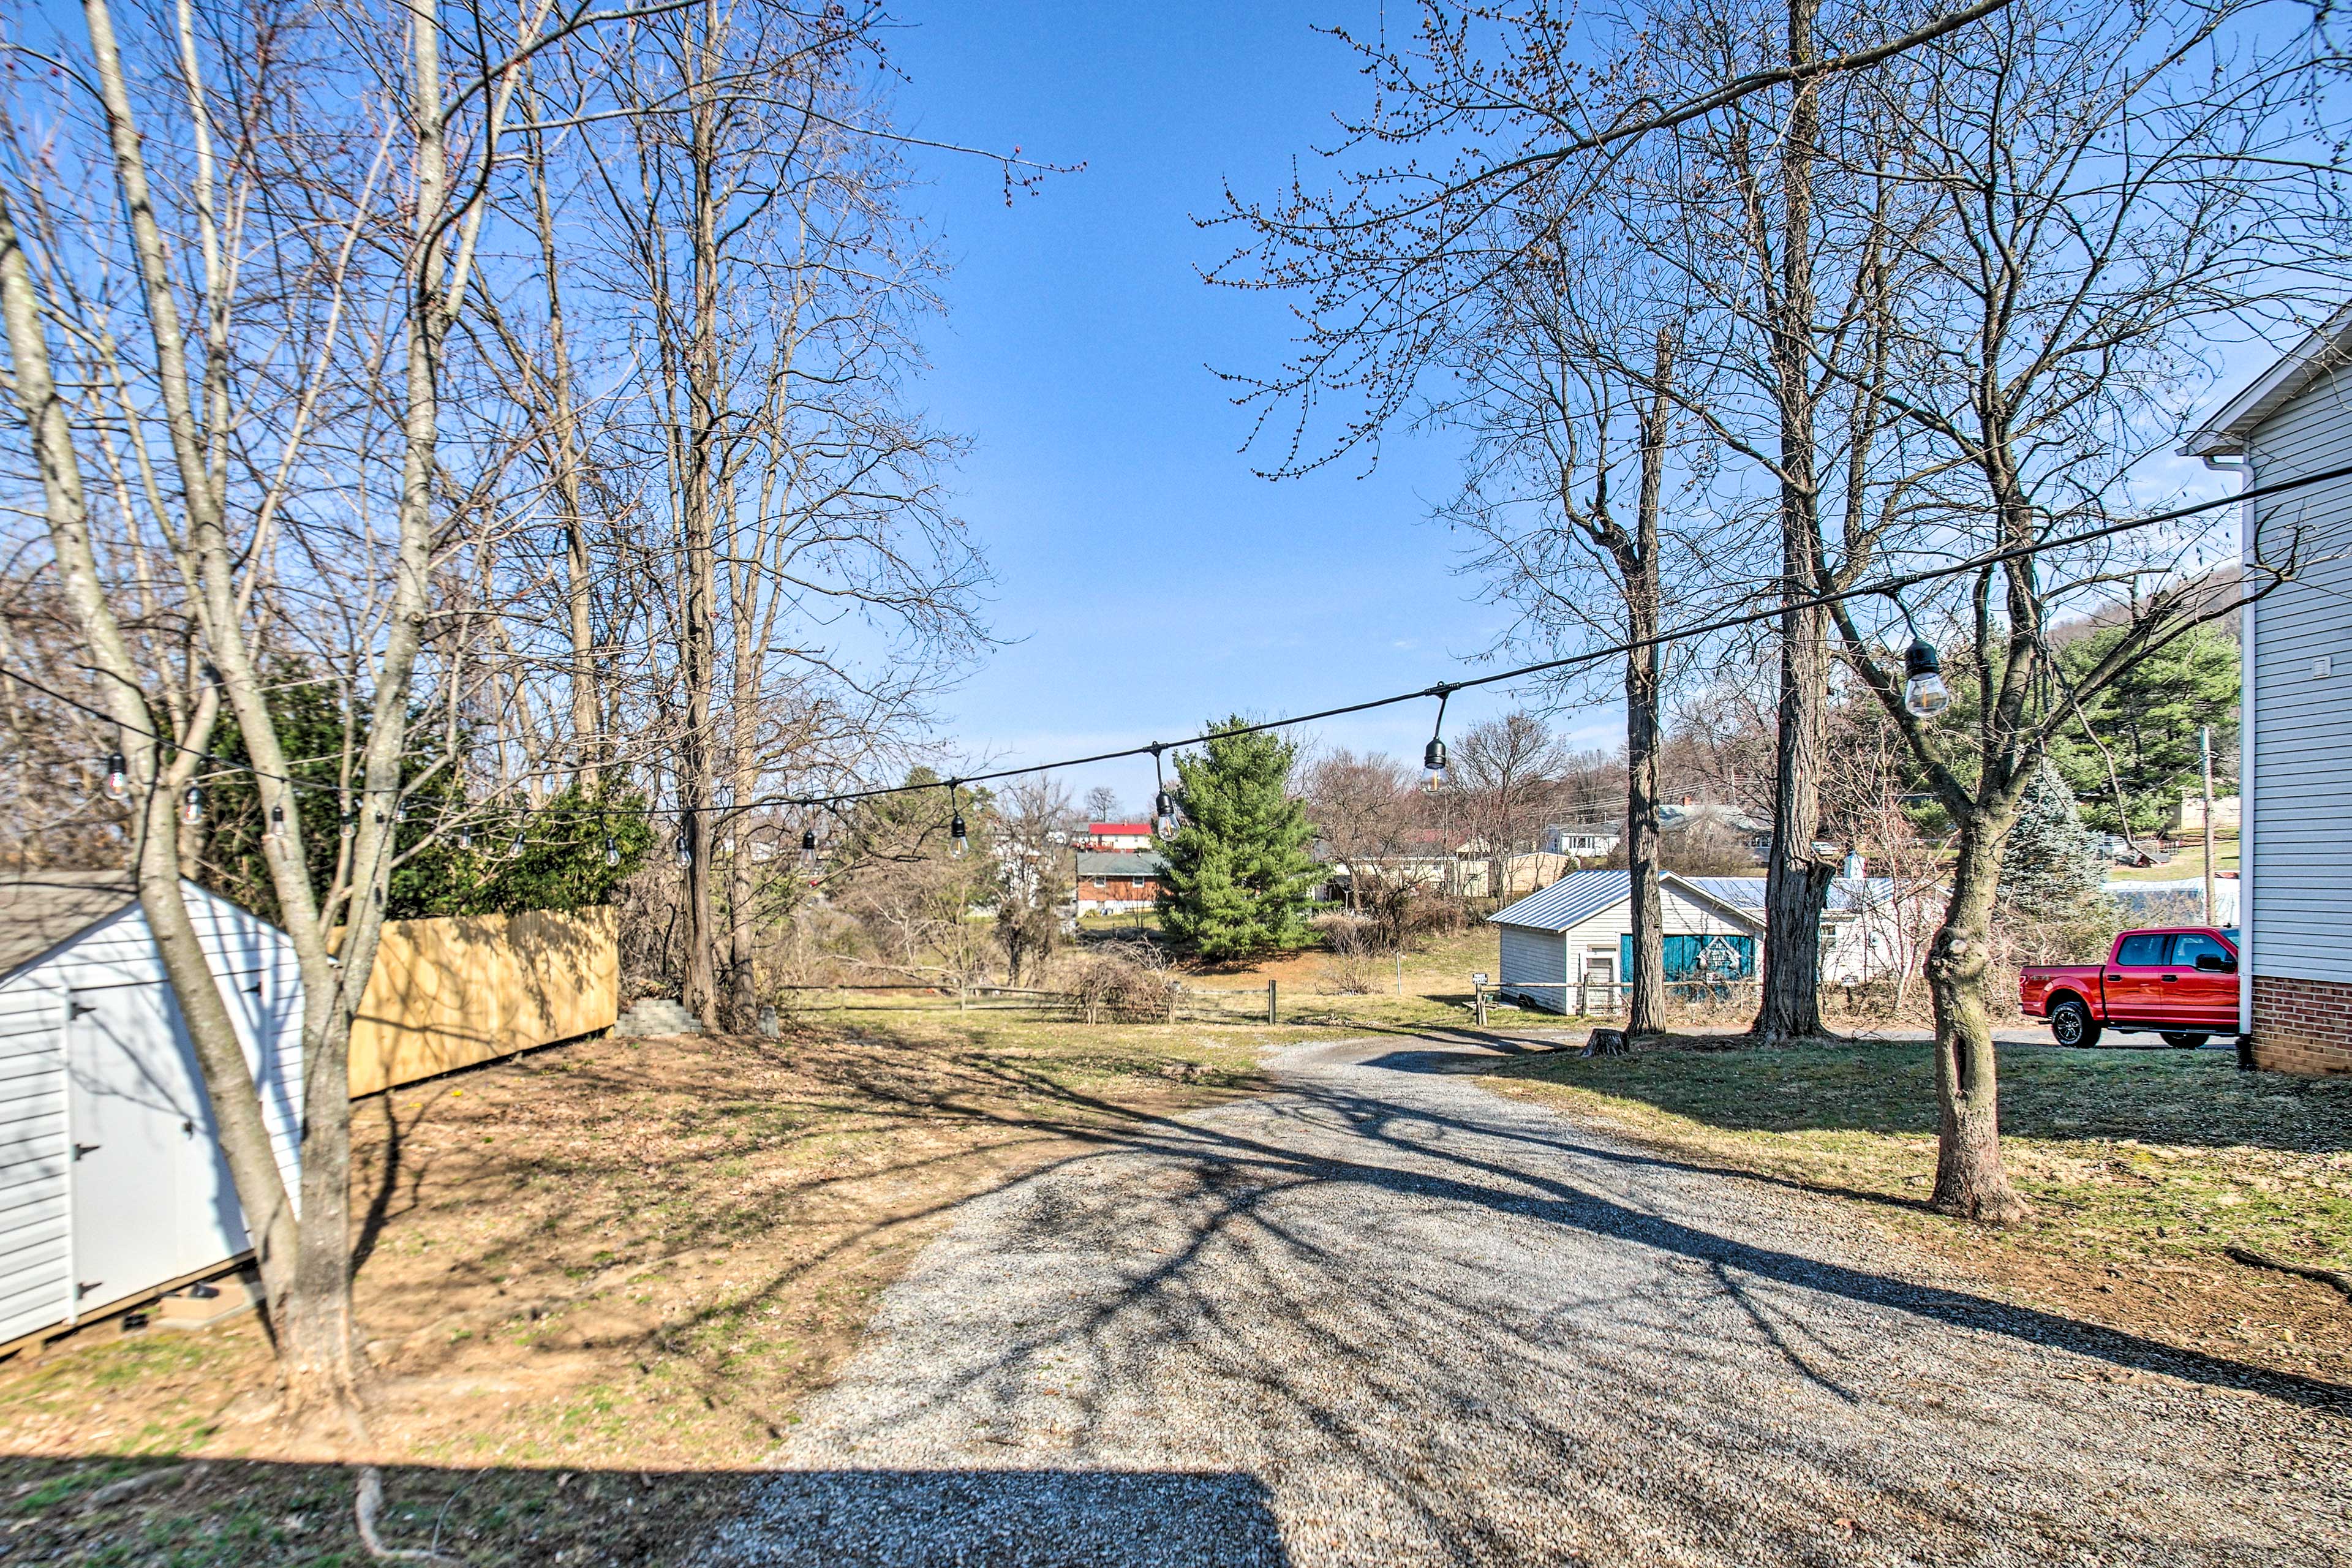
[1487, 1040, 2352, 1389]
[0, 1009, 1289, 1564]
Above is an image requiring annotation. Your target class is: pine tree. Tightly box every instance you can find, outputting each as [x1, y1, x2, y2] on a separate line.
[1999, 760, 2109, 927]
[1157, 718, 1322, 960]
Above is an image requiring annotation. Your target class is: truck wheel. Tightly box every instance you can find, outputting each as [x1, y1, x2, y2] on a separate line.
[2161, 1031, 2209, 1049]
[2049, 998, 2101, 1049]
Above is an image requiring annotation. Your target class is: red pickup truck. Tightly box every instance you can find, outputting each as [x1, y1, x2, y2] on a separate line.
[2018, 927, 2239, 1049]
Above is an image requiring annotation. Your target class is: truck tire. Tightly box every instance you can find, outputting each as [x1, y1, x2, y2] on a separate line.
[2161, 1031, 2209, 1049]
[2049, 997, 2101, 1049]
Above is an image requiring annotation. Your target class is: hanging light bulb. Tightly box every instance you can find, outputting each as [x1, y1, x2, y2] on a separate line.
[1902, 638, 1951, 718]
[674, 831, 692, 869]
[801, 826, 818, 871]
[507, 825, 527, 856]
[1154, 790, 1178, 838]
[605, 835, 620, 868]
[394, 797, 410, 824]
[947, 782, 968, 859]
[180, 785, 204, 826]
[266, 804, 285, 842]
[103, 752, 129, 802]
[340, 808, 356, 840]
[456, 825, 473, 850]
[1422, 685, 1454, 792]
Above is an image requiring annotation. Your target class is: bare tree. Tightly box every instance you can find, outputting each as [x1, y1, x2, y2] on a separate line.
[995, 777, 1074, 985]
[1299, 748, 1417, 913]
[1445, 712, 1574, 902]
[1819, 0, 2346, 1218]
[1082, 785, 1123, 824]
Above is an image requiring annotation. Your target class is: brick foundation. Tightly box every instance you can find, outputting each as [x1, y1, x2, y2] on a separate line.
[2250, 974, 2352, 1076]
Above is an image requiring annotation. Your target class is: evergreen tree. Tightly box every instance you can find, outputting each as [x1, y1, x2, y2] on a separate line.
[1157, 718, 1321, 959]
[1999, 760, 2108, 919]
[2048, 624, 2239, 835]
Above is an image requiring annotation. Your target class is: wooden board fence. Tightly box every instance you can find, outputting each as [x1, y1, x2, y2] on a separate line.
[347, 907, 617, 1096]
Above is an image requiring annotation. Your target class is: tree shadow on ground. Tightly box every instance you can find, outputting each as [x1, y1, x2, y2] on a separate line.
[0, 1455, 1286, 1567]
[1482, 1036, 2352, 1155]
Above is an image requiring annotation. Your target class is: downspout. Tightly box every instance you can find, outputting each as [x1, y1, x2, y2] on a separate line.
[2205, 451, 2255, 1054]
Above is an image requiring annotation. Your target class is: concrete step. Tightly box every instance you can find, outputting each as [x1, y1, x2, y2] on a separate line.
[156, 1271, 262, 1332]
[614, 998, 704, 1037]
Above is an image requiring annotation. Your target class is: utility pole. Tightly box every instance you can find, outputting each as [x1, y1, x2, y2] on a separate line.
[2200, 725, 2216, 926]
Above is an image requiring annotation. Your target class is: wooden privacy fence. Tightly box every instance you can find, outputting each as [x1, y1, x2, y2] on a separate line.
[347, 907, 617, 1096]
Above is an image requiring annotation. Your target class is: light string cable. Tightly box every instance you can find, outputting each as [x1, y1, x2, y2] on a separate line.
[2, 461, 2330, 816]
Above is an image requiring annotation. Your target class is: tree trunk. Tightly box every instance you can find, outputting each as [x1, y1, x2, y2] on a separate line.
[1624, 636, 1667, 1037]
[1924, 810, 2029, 1221]
[1753, 0, 1831, 1044]
[678, 10, 723, 1027]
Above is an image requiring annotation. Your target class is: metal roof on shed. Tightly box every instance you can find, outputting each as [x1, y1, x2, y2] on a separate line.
[0, 870, 137, 981]
[1483, 870, 1633, 932]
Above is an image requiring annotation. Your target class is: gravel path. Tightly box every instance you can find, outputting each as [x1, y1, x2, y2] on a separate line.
[714, 1036, 2351, 1567]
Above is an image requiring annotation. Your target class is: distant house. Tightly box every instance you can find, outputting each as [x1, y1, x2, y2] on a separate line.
[1544, 823, 1622, 857]
[1659, 799, 1774, 864]
[2183, 310, 2352, 1074]
[1076, 851, 1166, 915]
[2169, 793, 2241, 837]
[1079, 822, 1155, 853]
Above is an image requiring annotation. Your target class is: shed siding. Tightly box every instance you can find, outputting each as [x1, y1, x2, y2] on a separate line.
[0, 884, 302, 1343]
[1497, 925, 1568, 1010]
[2246, 361, 2352, 982]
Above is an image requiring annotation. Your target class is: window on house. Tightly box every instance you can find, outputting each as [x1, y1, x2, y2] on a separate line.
[1092, 877, 1106, 888]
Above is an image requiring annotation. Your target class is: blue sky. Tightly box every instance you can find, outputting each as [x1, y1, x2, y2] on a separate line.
[883, 2, 2252, 816]
[884, 2, 1585, 814]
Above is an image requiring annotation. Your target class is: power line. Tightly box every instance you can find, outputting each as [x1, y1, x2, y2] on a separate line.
[5, 461, 2337, 821]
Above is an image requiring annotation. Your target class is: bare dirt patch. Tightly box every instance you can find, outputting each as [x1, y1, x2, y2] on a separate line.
[0, 1012, 1276, 1563]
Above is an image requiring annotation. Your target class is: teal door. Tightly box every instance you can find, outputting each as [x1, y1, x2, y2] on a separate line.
[1620, 933, 1756, 981]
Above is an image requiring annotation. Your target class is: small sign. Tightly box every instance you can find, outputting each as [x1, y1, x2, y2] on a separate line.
[1472, 973, 1489, 986]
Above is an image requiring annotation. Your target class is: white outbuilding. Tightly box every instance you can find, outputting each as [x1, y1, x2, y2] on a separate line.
[0, 873, 302, 1348]
[1488, 869, 1764, 1013]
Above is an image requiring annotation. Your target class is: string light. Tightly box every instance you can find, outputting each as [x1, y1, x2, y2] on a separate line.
[801, 825, 818, 872]
[394, 797, 410, 824]
[179, 785, 204, 826]
[103, 752, 129, 802]
[605, 834, 621, 868]
[15, 467, 2326, 827]
[340, 809, 356, 840]
[507, 825, 527, 856]
[947, 782, 967, 860]
[1422, 684, 1455, 792]
[1151, 745, 1178, 838]
[1903, 639, 1952, 718]
[674, 831, 692, 869]
[266, 804, 285, 842]
[456, 826, 473, 850]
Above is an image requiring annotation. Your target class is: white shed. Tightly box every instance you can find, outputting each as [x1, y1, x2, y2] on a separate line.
[1488, 870, 1765, 1013]
[0, 872, 302, 1346]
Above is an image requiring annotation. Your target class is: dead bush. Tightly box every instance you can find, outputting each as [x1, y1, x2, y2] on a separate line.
[1314, 912, 1387, 994]
[1064, 940, 1177, 1023]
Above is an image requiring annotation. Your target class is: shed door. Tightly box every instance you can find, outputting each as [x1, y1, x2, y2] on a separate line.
[66, 984, 236, 1311]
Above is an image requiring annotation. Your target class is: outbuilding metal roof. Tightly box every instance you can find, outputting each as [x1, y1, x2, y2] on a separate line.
[1483, 869, 1637, 932]
[0, 870, 137, 981]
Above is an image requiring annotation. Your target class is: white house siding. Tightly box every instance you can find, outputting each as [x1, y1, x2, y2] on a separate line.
[0, 885, 302, 1342]
[2246, 361, 2352, 986]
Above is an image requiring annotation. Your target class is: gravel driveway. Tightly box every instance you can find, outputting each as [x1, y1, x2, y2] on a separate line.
[715, 1035, 2350, 1567]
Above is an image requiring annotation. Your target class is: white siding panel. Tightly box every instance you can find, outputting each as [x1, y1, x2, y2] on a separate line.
[2247, 366, 2352, 983]
[1498, 925, 1569, 1011]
